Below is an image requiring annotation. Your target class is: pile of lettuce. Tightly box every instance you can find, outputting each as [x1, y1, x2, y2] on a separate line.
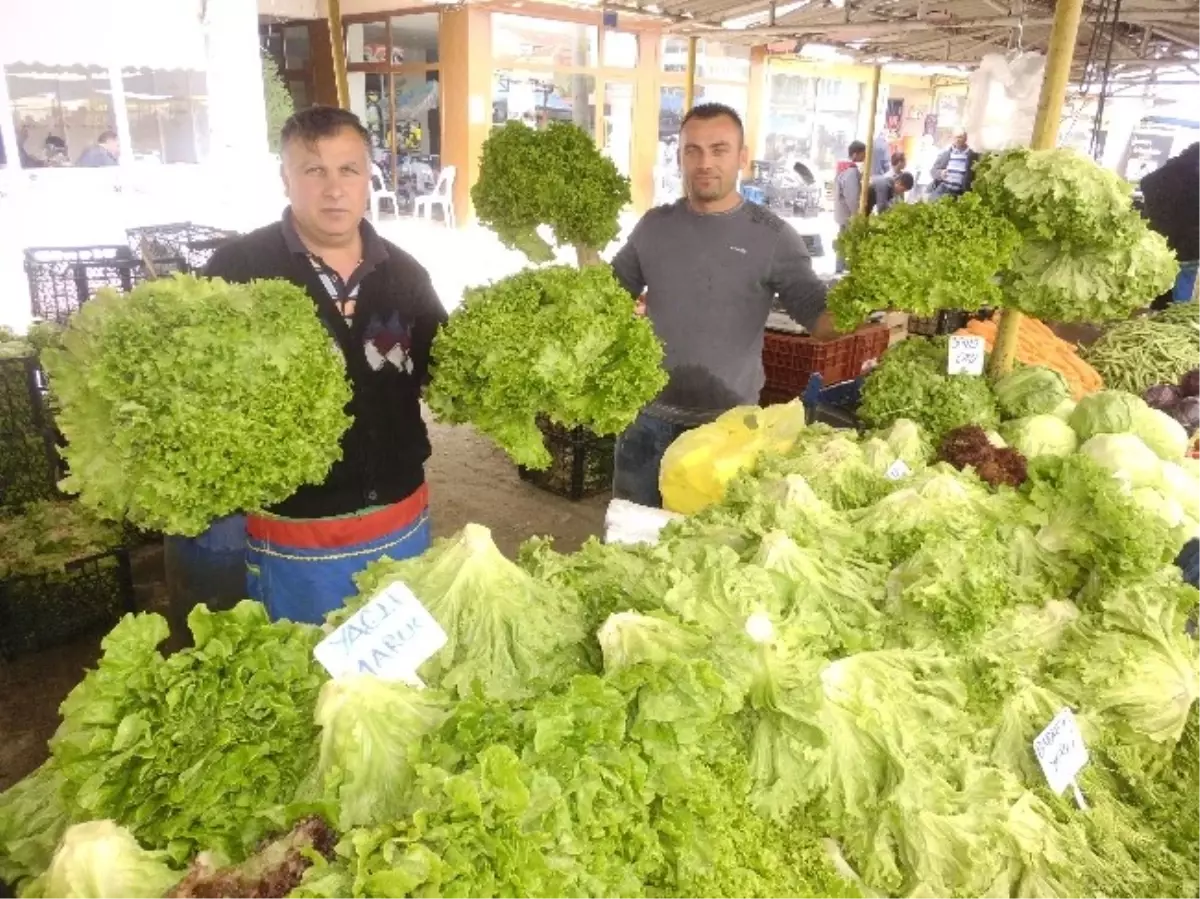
[41, 275, 352, 536]
[858, 337, 1000, 440]
[1, 417, 1197, 898]
[426, 265, 667, 469]
[828, 148, 1178, 328]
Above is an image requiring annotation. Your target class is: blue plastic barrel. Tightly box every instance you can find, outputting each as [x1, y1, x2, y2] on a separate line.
[164, 514, 247, 647]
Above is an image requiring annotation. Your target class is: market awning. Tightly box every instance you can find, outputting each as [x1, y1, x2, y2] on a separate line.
[0, 0, 207, 71]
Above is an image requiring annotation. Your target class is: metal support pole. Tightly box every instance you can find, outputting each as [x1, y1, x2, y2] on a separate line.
[328, 0, 351, 110]
[683, 37, 698, 112]
[108, 64, 134, 164]
[989, 0, 1085, 378]
[859, 65, 883, 216]
[0, 58, 22, 177]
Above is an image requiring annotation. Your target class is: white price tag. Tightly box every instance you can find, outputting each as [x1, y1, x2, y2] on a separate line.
[885, 459, 911, 481]
[314, 581, 447, 681]
[947, 335, 986, 376]
[1033, 708, 1090, 806]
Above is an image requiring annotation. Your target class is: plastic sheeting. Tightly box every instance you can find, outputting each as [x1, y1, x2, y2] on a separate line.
[963, 52, 1047, 151]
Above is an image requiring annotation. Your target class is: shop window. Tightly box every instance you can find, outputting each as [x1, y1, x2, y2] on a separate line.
[6, 66, 114, 167]
[661, 38, 750, 81]
[349, 70, 441, 192]
[347, 20, 390, 64]
[493, 69, 595, 138]
[657, 85, 747, 144]
[122, 68, 209, 164]
[763, 71, 861, 170]
[603, 31, 638, 68]
[603, 81, 635, 176]
[492, 14, 598, 69]
[283, 25, 311, 69]
[390, 14, 439, 66]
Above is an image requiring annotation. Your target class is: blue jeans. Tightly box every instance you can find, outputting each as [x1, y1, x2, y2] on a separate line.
[613, 412, 692, 508]
[1173, 262, 1197, 303]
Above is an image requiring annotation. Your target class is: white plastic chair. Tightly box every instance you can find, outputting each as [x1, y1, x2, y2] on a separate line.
[413, 165, 456, 228]
[369, 163, 397, 221]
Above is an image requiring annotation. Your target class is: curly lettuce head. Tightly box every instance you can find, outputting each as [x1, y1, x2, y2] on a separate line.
[42, 274, 352, 535]
[427, 265, 666, 469]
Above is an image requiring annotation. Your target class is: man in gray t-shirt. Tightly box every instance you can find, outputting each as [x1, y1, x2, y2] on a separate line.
[610, 102, 831, 508]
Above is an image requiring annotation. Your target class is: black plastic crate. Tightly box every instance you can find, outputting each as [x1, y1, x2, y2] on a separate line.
[518, 419, 615, 501]
[24, 245, 151, 324]
[0, 354, 61, 510]
[127, 222, 238, 273]
[907, 310, 971, 337]
[0, 547, 135, 658]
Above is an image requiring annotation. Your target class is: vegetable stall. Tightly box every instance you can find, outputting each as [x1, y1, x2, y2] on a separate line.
[0, 77, 1197, 899]
[0, 399, 1196, 898]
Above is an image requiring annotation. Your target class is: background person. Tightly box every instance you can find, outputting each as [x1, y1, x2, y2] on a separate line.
[202, 106, 447, 624]
[609, 103, 834, 509]
[77, 130, 120, 167]
[833, 140, 867, 272]
[1138, 142, 1199, 307]
[929, 130, 979, 198]
[868, 171, 915, 214]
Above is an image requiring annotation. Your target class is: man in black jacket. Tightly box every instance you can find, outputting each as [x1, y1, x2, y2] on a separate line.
[1138, 142, 1198, 308]
[203, 106, 447, 624]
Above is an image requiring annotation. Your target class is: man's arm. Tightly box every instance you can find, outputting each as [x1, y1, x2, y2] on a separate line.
[930, 148, 950, 182]
[610, 219, 647, 299]
[767, 226, 829, 335]
[409, 270, 448, 388]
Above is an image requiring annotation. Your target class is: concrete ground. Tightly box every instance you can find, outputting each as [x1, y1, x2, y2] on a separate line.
[0, 418, 607, 792]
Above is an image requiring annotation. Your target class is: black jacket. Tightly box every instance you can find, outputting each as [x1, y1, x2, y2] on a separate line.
[203, 218, 446, 519]
[1139, 142, 1199, 263]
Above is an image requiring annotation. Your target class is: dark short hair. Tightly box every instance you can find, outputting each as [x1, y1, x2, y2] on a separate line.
[896, 172, 915, 190]
[848, 140, 867, 156]
[97, 130, 118, 144]
[680, 103, 745, 145]
[891, 151, 906, 167]
[281, 106, 370, 151]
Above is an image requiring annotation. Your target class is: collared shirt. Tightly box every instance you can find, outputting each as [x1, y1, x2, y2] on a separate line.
[281, 208, 412, 374]
[281, 208, 389, 325]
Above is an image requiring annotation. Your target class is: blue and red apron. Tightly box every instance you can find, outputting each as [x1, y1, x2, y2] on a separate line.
[245, 485, 431, 624]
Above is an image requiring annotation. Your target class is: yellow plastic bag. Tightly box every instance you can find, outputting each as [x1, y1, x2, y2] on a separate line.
[660, 400, 807, 515]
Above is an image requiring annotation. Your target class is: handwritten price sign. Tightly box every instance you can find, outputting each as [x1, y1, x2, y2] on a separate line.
[314, 581, 447, 681]
[947, 335, 986, 376]
[1033, 707, 1090, 806]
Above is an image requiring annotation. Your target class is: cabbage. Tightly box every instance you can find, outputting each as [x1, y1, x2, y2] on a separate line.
[1078, 433, 1163, 488]
[1132, 487, 1187, 530]
[1069, 390, 1148, 440]
[28, 820, 180, 898]
[1000, 414, 1078, 458]
[1131, 406, 1190, 460]
[985, 430, 1007, 448]
[993, 366, 1070, 419]
[1050, 397, 1076, 421]
[1160, 462, 1200, 523]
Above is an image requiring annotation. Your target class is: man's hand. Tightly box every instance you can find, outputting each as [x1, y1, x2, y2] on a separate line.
[634, 296, 647, 317]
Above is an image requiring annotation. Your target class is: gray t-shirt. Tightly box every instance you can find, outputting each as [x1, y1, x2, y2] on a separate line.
[611, 199, 827, 425]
